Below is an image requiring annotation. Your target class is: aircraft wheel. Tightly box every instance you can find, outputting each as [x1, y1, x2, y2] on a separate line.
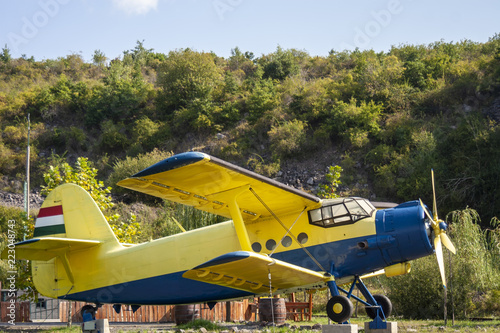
[81, 304, 97, 320]
[326, 295, 354, 323]
[365, 294, 392, 319]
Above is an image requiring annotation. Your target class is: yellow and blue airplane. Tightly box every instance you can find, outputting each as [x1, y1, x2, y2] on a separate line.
[2, 152, 456, 323]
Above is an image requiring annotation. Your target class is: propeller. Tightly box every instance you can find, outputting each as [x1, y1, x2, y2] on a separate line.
[419, 169, 456, 288]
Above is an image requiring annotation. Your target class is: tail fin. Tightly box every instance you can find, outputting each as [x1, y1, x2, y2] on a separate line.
[34, 183, 119, 244]
[1, 183, 119, 297]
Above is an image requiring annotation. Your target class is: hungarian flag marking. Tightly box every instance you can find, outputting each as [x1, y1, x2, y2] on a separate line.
[34, 205, 65, 236]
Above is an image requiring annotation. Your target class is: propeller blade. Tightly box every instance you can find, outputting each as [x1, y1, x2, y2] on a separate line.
[420, 199, 437, 227]
[431, 169, 438, 221]
[440, 233, 456, 255]
[434, 236, 447, 288]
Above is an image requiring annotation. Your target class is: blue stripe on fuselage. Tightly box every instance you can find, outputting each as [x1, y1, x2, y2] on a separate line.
[61, 271, 252, 304]
[272, 235, 387, 278]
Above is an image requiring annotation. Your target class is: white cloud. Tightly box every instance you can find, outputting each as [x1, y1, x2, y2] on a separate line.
[112, 0, 158, 15]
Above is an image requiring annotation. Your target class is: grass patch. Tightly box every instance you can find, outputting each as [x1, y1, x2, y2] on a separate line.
[176, 318, 223, 331]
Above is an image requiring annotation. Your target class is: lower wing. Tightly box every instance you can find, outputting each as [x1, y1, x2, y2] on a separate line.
[183, 251, 332, 295]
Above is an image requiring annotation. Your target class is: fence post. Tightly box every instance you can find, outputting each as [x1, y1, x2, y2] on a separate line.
[67, 301, 72, 327]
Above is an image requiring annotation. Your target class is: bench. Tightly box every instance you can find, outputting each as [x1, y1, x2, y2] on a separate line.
[285, 301, 312, 321]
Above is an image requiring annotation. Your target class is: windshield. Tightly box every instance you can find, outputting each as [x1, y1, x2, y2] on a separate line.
[308, 198, 375, 228]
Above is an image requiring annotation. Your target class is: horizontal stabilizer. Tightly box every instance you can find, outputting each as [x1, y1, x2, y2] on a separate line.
[183, 251, 330, 294]
[1, 237, 101, 261]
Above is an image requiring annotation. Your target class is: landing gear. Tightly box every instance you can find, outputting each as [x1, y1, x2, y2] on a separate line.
[325, 276, 392, 324]
[326, 295, 354, 323]
[81, 304, 97, 321]
[365, 294, 392, 319]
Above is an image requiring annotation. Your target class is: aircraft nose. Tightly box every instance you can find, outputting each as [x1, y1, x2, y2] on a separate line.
[439, 221, 448, 231]
[375, 200, 434, 265]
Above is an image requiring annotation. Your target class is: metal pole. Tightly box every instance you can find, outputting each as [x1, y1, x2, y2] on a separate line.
[449, 251, 455, 325]
[327, 288, 331, 325]
[25, 113, 30, 218]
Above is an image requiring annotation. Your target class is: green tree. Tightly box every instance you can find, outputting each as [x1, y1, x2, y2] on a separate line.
[317, 165, 343, 199]
[92, 49, 107, 67]
[157, 49, 223, 112]
[259, 46, 302, 80]
[85, 60, 152, 126]
[245, 78, 279, 123]
[1, 44, 12, 63]
[317, 98, 382, 144]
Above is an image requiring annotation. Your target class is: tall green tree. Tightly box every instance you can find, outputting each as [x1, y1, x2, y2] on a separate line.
[157, 49, 223, 112]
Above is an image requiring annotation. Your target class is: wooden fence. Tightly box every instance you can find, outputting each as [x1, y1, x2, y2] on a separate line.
[59, 299, 256, 323]
[1, 296, 312, 323]
[0, 301, 30, 322]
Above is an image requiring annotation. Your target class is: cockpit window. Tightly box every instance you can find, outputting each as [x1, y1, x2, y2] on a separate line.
[308, 198, 375, 228]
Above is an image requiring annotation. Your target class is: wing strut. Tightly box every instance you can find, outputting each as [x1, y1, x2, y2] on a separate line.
[210, 185, 252, 252]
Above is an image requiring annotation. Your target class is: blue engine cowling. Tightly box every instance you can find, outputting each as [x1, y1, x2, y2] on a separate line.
[373, 200, 434, 266]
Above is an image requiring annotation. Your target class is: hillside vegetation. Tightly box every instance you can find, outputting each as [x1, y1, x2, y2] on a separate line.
[0, 36, 500, 223]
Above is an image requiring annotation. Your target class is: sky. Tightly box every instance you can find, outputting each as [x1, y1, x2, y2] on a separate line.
[1, 0, 499, 62]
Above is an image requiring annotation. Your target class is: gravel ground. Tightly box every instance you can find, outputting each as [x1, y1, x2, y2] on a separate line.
[0, 321, 325, 333]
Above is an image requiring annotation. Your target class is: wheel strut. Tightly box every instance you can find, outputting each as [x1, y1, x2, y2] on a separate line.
[325, 275, 391, 327]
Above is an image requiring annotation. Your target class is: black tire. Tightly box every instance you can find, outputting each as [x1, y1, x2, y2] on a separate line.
[81, 304, 96, 320]
[365, 294, 392, 319]
[326, 295, 354, 323]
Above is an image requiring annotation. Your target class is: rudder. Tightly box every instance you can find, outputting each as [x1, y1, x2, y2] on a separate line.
[34, 183, 119, 244]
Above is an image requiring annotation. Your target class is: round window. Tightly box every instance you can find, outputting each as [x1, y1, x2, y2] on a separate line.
[297, 232, 308, 244]
[266, 239, 277, 251]
[281, 236, 292, 247]
[252, 242, 262, 252]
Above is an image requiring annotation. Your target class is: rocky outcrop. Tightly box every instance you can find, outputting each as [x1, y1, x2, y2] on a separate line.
[0, 190, 43, 211]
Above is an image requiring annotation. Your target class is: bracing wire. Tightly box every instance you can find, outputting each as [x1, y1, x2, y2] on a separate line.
[249, 188, 327, 272]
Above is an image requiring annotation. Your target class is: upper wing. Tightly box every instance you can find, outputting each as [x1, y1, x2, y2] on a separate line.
[117, 152, 321, 222]
[182, 251, 331, 294]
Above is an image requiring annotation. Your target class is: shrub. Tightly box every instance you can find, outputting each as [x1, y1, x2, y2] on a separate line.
[98, 120, 128, 152]
[246, 154, 280, 178]
[130, 116, 160, 151]
[2, 125, 26, 146]
[108, 149, 173, 192]
[317, 165, 342, 199]
[245, 78, 279, 124]
[319, 99, 382, 143]
[268, 119, 307, 158]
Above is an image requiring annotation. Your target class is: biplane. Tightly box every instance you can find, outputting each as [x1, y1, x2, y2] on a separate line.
[2, 152, 456, 324]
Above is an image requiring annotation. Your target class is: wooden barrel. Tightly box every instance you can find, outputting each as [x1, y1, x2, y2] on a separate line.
[174, 304, 200, 325]
[258, 298, 286, 325]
